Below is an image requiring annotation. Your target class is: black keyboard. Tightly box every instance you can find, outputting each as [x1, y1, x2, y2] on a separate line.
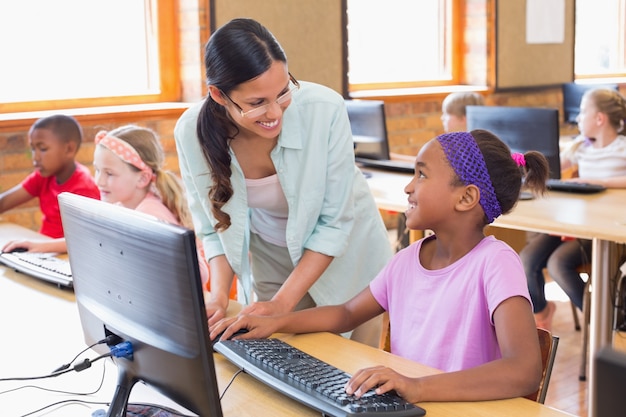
[214, 338, 426, 417]
[0, 251, 72, 288]
[355, 157, 415, 174]
[545, 179, 606, 194]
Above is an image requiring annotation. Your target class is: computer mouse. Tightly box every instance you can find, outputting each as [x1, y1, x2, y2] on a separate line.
[9, 247, 28, 253]
[212, 328, 249, 348]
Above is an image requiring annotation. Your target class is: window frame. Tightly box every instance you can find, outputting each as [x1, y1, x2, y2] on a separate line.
[347, 0, 461, 94]
[1, 0, 179, 114]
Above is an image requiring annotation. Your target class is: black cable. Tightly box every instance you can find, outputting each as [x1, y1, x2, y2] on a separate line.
[20, 398, 201, 417]
[0, 340, 132, 383]
[19, 398, 112, 417]
[219, 369, 245, 400]
[0, 358, 107, 396]
[10, 361, 111, 417]
[51, 335, 119, 373]
[0, 352, 112, 382]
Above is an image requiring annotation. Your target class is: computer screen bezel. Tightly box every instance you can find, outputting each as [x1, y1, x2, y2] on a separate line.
[58, 192, 222, 417]
[466, 105, 562, 179]
[562, 82, 619, 125]
[345, 99, 390, 161]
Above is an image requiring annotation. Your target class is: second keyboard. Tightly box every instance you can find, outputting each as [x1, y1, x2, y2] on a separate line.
[0, 251, 72, 288]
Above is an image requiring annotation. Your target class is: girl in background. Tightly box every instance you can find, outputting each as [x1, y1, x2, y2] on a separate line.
[522, 88, 626, 331]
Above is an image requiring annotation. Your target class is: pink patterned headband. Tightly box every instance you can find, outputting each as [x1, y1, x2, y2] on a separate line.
[95, 131, 154, 179]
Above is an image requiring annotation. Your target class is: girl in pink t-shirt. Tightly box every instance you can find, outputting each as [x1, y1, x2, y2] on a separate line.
[212, 130, 551, 403]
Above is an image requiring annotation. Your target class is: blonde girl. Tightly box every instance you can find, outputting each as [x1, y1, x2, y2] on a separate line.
[523, 88, 626, 331]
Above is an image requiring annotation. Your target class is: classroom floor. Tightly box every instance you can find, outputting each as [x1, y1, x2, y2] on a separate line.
[539, 280, 626, 417]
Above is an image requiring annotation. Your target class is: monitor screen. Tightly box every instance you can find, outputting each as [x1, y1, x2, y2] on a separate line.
[562, 82, 619, 124]
[58, 192, 222, 417]
[466, 105, 562, 179]
[594, 346, 626, 417]
[345, 99, 390, 160]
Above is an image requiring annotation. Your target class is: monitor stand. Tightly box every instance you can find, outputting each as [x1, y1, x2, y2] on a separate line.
[107, 367, 137, 417]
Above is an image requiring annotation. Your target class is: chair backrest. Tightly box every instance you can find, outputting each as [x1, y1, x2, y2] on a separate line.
[380, 322, 558, 404]
[524, 327, 559, 404]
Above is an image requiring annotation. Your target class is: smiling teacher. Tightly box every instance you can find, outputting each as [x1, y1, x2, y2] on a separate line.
[174, 18, 392, 347]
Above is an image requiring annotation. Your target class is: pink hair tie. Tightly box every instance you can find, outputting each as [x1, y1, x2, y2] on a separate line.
[512, 152, 526, 167]
[95, 130, 154, 179]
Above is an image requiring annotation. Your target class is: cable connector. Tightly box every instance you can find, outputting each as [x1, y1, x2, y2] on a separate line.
[101, 334, 123, 346]
[73, 358, 93, 372]
[110, 341, 133, 359]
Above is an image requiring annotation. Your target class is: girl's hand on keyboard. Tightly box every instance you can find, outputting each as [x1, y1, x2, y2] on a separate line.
[346, 365, 420, 403]
[2, 239, 32, 253]
[2, 238, 66, 254]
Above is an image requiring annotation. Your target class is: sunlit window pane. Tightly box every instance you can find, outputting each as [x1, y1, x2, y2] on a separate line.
[0, 0, 159, 103]
[575, 0, 626, 76]
[347, 0, 452, 87]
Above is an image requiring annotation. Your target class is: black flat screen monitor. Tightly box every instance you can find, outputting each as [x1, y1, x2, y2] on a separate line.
[345, 99, 390, 160]
[562, 82, 619, 124]
[594, 346, 626, 417]
[58, 192, 222, 417]
[466, 105, 562, 179]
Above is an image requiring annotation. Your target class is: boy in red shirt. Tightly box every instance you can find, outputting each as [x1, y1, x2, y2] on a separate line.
[0, 114, 100, 238]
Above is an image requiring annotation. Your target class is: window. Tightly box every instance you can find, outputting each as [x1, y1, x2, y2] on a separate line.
[0, 0, 178, 113]
[575, 0, 626, 78]
[346, 0, 454, 91]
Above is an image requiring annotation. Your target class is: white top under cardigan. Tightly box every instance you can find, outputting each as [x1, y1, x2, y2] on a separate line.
[174, 81, 393, 306]
[246, 174, 289, 247]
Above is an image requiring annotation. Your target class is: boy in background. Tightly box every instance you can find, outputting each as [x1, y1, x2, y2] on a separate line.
[0, 114, 100, 239]
[441, 91, 485, 132]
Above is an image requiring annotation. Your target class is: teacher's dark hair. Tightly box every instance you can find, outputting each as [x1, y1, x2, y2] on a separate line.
[197, 18, 287, 231]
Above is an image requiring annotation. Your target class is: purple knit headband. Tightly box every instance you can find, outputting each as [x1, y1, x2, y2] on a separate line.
[436, 132, 502, 223]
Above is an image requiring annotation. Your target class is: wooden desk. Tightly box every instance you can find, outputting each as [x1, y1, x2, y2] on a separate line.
[493, 187, 626, 417]
[0, 222, 574, 416]
[363, 168, 626, 417]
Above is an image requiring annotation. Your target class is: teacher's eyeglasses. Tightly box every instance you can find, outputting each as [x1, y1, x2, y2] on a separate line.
[221, 74, 300, 119]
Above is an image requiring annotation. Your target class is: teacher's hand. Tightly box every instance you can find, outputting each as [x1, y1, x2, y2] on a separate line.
[240, 299, 290, 316]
